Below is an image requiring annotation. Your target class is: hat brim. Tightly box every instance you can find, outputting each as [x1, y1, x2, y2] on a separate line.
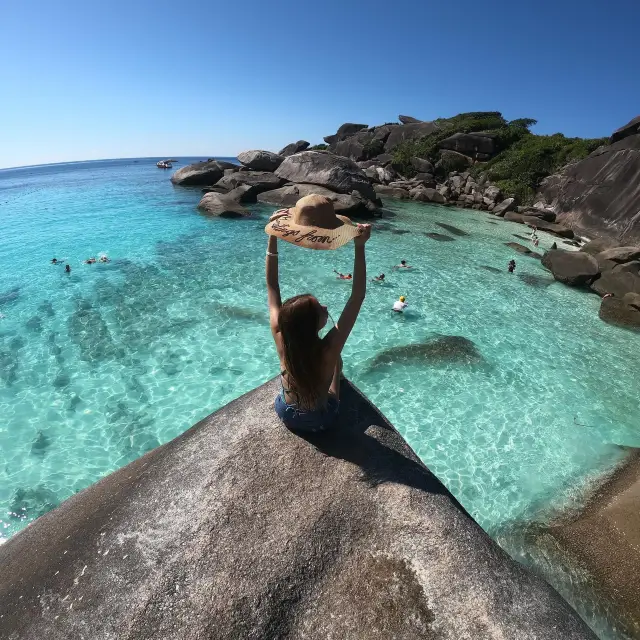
[265, 213, 359, 250]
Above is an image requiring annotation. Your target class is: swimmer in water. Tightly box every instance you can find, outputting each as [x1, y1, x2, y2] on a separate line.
[392, 296, 408, 313]
[65, 264, 71, 274]
[393, 260, 412, 269]
[508, 259, 516, 273]
[85, 257, 96, 264]
[333, 270, 352, 280]
[51, 258, 59, 264]
[99, 256, 110, 263]
[372, 273, 385, 283]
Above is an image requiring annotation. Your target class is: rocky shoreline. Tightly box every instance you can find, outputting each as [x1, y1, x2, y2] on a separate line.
[170, 113, 640, 330]
[546, 450, 640, 638]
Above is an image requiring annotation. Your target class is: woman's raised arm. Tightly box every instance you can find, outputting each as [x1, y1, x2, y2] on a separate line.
[266, 234, 282, 337]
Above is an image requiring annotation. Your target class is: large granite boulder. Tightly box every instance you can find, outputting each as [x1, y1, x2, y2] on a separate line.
[537, 132, 640, 243]
[522, 216, 575, 238]
[257, 184, 379, 218]
[594, 246, 640, 271]
[170, 161, 224, 186]
[521, 208, 557, 222]
[399, 115, 422, 124]
[504, 211, 525, 223]
[580, 238, 620, 256]
[332, 131, 374, 162]
[215, 171, 284, 195]
[372, 124, 398, 143]
[384, 121, 441, 152]
[411, 157, 434, 173]
[278, 140, 310, 156]
[323, 123, 368, 145]
[492, 198, 516, 216]
[0, 379, 595, 640]
[591, 270, 640, 297]
[197, 193, 249, 217]
[610, 115, 640, 144]
[412, 187, 446, 204]
[542, 249, 600, 285]
[599, 292, 640, 329]
[237, 150, 284, 172]
[374, 184, 410, 199]
[435, 150, 473, 173]
[439, 132, 498, 157]
[275, 151, 376, 200]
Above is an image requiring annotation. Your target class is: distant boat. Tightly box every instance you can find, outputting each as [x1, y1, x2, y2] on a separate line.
[157, 160, 173, 169]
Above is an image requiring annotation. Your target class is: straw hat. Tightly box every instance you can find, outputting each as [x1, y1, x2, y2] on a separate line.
[264, 194, 359, 250]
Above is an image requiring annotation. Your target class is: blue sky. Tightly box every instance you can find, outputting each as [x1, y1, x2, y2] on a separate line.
[1, 0, 639, 168]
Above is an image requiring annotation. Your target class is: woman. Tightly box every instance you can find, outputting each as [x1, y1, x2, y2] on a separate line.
[266, 211, 371, 432]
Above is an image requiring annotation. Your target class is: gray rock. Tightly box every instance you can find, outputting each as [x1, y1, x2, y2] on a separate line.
[492, 198, 516, 216]
[591, 270, 640, 297]
[170, 161, 224, 186]
[398, 114, 423, 124]
[375, 166, 396, 184]
[412, 188, 445, 204]
[256, 184, 379, 218]
[278, 140, 310, 156]
[522, 216, 574, 238]
[213, 160, 239, 170]
[537, 133, 640, 244]
[275, 151, 376, 200]
[385, 121, 441, 152]
[484, 185, 502, 202]
[197, 193, 250, 218]
[599, 292, 640, 329]
[521, 208, 557, 222]
[594, 246, 640, 271]
[580, 238, 620, 256]
[375, 153, 394, 166]
[223, 167, 240, 176]
[610, 115, 640, 144]
[504, 212, 525, 223]
[436, 150, 473, 173]
[237, 150, 284, 172]
[374, 184, 410, 199]
[225, 184, 256, 204]
[323, 123, 368, 145]
[0, 379, 594, 640]
[410, 157, 434, 173]
[371, 125, 398, 143]
[215, 171, 284, 194]
[612, 260, 640, 276]
[541, 250, 599, 285]
[439, 132, 498, 158]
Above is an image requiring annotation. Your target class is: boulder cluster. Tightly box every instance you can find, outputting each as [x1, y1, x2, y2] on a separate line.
[171, 149, 381, 219]
[542, 241, 640, 329]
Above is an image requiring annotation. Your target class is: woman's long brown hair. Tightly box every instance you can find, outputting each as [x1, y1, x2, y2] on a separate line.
[278, 294, 324, 408]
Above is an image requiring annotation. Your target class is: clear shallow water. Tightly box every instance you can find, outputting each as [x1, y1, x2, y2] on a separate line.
[1, 159, 639, 550]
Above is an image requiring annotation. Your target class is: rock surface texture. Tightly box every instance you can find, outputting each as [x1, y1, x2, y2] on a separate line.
[0, 380, 595, 640]
[537, 133, 640, 243]
[236, 150, 284, 172]
[197, 193, 249, 217]
[542, 250, 600, 286]
[275, 151, 376, 200]
[171, 161, 224, 186]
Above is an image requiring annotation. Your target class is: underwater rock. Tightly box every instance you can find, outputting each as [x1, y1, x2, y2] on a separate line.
[480, 265, 502, 274]
[424, 232, 455, 242]
[30, 431, 51, 457]
[8, 485, 59, 522]
[0, 286, 20, 306]
[435, 222, 469, 236]
[26, 316, 43, 333]
[367, 335, 483, 370]
[37, 300, 55, 317]
[518, 273, 555, 288]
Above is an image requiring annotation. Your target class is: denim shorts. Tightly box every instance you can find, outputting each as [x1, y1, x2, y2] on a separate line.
[274, 393, 340, 433]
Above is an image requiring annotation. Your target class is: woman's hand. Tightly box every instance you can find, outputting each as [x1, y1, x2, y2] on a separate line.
[354, 223, 371, 247]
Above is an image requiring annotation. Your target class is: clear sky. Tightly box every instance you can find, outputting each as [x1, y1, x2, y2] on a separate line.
[1, 0, 639, 168]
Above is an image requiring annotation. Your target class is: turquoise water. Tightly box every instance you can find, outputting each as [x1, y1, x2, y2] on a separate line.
[1, 159, 639, 550]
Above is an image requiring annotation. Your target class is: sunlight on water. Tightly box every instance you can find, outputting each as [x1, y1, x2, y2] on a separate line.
[1, 159, 639, 552]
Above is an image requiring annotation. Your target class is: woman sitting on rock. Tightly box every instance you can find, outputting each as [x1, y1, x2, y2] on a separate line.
[265, 194, 371, 432]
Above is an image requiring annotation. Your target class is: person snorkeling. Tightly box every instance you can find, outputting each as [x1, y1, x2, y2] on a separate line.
[333, 270, 352, 280]
[372, 273, 385, 283]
